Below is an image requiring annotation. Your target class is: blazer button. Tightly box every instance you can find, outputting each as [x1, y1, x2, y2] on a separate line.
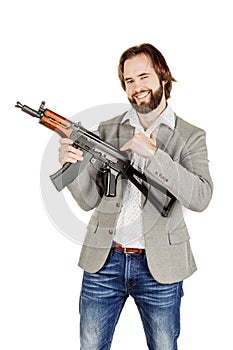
[116, 203, 121, 207]
[109, 229, 113, 234]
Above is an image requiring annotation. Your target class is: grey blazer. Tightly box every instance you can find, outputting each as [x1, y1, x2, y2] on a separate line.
[68, 112, 213, 284]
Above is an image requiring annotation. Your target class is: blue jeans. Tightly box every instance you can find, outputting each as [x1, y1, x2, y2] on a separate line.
[79, 249, 183, 350]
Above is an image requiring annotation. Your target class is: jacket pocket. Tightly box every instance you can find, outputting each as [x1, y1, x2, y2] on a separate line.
[168, 227, 190, 245]
[86, 217, 99, 234]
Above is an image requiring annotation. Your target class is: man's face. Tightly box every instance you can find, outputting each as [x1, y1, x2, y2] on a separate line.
[123, 53, 164, 114]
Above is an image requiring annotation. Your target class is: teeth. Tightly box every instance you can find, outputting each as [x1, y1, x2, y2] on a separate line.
[136, 91, 149, 99]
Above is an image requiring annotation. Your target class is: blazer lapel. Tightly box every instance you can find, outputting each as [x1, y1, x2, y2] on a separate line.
[118, 119, 135, 149]
[156, 122, 175, 152]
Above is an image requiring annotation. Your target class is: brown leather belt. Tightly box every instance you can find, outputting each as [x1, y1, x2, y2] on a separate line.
[114, 243, 145, 254]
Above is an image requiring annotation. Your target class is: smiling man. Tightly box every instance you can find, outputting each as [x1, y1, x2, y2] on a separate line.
[123, 53, 167, 118]
[59, 43, 213, 349]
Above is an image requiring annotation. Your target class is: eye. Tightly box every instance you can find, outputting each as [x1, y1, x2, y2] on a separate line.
[126, 79, 133, 85]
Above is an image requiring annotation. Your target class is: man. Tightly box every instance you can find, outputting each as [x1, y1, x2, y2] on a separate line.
[59, 43, 213, 349]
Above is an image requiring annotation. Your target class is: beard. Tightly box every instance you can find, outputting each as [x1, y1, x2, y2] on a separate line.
[128, 83, 164, 114]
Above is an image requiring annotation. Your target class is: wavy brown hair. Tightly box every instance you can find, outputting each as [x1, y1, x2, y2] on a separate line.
[118, 43, 176, 100]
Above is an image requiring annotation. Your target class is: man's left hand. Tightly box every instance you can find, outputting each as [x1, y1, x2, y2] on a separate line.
[120, 131, 158, 160]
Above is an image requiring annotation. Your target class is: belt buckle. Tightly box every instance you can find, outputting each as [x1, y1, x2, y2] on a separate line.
[123, 247, 134, 254]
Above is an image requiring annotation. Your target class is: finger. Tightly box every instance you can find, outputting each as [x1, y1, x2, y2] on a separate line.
[66, 148, 83, 159]
[150, 130, 156, 141]
[59, 144, 84, 165]
[59, 138, 73, 145]
[63, 155, 83, 164]
[67, 145, 83, 156]
[61, 152, 84, 165]
[120, 141, 131, 152]
[59, 144, 83, 156]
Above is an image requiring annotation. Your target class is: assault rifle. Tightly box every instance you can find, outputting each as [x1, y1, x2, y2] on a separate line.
[15, 101, 176, 217]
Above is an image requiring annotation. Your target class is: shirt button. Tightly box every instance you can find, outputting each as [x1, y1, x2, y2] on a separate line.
[109, 229, 113, 234]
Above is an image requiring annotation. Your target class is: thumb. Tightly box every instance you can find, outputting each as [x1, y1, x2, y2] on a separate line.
[150, 130, 156, 141]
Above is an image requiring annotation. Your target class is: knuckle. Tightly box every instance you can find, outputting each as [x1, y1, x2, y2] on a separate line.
[68, 145, 75, 152]
[60, 138, 68, 144]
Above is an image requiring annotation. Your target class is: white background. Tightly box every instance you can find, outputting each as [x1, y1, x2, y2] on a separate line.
[1, 0, 233, 349]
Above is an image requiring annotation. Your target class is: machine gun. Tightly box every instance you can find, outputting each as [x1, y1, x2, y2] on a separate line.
[15, 101, 176, 217]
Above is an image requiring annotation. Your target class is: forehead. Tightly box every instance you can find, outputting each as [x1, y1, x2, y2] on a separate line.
[123, 53, 155, 78]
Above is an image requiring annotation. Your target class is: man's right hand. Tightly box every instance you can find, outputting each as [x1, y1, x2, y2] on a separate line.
[59, 138, 84, 165]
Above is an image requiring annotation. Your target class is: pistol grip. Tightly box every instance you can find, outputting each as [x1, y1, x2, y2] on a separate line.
[103, 168, 118, 197]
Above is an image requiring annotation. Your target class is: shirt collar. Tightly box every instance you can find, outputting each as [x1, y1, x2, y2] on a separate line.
[121, 104, 175, 135]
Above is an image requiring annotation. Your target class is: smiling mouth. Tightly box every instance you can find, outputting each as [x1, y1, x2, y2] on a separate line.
[134, 91, 150, 102]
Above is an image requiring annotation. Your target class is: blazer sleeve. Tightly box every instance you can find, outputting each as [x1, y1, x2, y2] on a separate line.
[67, 160, 105, 211]
[65, 116, 124, 212]
[145, 129, 213, 212]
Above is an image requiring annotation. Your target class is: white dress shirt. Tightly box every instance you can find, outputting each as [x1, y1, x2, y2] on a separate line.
[114, 105, 175, 248]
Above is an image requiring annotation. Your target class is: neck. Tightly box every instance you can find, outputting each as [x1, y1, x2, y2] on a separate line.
[138, 98, 167, 130]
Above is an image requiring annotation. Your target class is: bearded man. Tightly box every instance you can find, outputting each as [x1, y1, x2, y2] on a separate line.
[59, 43, 213, 350]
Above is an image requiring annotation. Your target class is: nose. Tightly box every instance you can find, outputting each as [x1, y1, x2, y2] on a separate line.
[134, 80, 145, 93]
